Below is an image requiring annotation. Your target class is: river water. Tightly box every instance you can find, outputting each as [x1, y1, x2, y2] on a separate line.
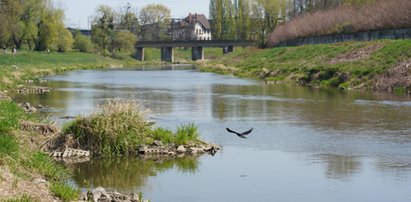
[15, 66, 411, 201]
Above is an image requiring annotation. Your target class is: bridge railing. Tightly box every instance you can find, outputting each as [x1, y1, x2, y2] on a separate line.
[136, 40, 256, 48]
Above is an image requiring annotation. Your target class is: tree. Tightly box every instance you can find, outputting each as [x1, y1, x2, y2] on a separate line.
[138, 4, 170, 40]
[118, 3, 139, 33]
[91, 5, 116, 55]
[112, 30, 137, 53]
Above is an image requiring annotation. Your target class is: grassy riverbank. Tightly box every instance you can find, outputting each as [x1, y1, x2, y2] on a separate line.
[200, 39, 411, 93]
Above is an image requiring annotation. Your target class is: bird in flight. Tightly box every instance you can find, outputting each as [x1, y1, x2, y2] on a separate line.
[226, 128, 253, 139]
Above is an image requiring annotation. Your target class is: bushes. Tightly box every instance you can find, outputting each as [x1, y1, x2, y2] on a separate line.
[63, 99, 152, 156]
[73, 32, 94, 53]
[269, 0, 411, 45]
[152, 123, 200, 145]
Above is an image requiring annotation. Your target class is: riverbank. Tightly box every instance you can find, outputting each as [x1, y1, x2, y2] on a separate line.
[199, 39, 411, 94]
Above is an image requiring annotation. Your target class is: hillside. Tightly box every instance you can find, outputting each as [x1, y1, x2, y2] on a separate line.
[200, 39, 411, 93]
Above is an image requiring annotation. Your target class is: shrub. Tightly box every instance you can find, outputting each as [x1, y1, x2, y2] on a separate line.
[73, 32, 94, 53]
[63, 99, 152, 156]
[152, 123, 200, 145]
[174, 123, 200, 145]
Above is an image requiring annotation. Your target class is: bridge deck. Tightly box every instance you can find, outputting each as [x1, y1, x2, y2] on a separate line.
[136, 40, 255, 48]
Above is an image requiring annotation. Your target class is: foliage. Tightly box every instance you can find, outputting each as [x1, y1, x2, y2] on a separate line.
[50, 182, 79, 202]
[73, 31, 94, 53]
[91, 5, 115, 55]
[174, 123, 200, 145]
[152, 123, 200, 145]
[0, 0, 73, 51]
[63, 99, 152, 156]
[113, 31, 137, 53]
[138, 4, 171, 40]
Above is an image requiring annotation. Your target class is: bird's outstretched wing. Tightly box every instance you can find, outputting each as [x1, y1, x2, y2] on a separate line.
[226, 128, 253, 138]
[226, 128, 240, 135]
[241, 128, 253, 136]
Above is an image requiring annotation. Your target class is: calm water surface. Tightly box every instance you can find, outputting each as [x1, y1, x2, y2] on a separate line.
[15, 66, 411, 202]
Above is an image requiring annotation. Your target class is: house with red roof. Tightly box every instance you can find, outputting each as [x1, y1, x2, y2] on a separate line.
[170, 13, 212, 41]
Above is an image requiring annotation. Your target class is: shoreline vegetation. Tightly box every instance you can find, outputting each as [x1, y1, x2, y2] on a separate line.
[199, 39, 411, 94]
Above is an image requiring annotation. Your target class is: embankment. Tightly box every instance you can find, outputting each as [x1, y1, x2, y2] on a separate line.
[200, 39, 411, 93]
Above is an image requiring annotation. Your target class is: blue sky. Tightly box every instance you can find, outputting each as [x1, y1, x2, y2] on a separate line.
[54, 0, 210, 29]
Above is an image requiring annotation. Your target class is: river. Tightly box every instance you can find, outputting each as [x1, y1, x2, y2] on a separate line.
[14, 66, 411, 202]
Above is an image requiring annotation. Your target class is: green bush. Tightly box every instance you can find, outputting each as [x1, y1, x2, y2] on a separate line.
[63, 99, 152, 156]
[174, 123, 200, 145]
[73, 32, 94, 53]
[152, 128, 174, 144]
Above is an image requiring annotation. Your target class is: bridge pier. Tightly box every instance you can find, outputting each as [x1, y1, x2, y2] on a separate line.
[222, 46, 234, 54]
[161, 47, 174, 62]
[135, 47, 144, 61]
[192, 46, 204, 61]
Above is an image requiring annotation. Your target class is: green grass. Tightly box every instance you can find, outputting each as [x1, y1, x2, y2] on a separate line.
[152, 123, 200, 145]
[0, 50, 140, 90]
[50, 182, 79, 202]
[0, 101, 27, 134]
[201, 39, 411, 89]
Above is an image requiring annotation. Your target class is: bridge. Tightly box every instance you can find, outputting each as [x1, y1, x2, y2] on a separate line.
[135, 40, 255, 62]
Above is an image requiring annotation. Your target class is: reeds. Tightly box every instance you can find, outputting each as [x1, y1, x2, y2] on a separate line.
[269, 0, 411, 46]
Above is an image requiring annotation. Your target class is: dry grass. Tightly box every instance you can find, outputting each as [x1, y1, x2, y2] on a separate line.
[269, 0, 411, 46]
[374, 59, 411, 93]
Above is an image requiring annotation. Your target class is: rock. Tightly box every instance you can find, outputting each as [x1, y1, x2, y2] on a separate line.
[129, 193, 140, 202]
[176, 145, 186, 153]
[138, 145, 149, 154]
[32, 178, 48, 185]
[79, 191, 88, 201]
[92, 187, 111, 202]
[20, 102, 37, 113]
[109, 191, 128, 201]
[153, 140, 163, 146]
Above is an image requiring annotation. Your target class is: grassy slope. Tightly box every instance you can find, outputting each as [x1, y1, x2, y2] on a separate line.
[201, 39, 411, 90]
[0, 50, 142, 90]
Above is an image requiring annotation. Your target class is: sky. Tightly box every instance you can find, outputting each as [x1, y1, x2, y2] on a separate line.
[54, 0, 210, 29]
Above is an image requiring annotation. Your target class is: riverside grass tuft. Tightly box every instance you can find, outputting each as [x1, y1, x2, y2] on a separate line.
[63, 99, 203, 156]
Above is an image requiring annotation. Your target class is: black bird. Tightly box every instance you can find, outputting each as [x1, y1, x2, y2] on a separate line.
[226, 128, 253, 139]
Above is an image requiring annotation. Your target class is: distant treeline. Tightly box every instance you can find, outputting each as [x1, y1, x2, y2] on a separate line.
[269, 0, 411, 46]
[0, 0, 172, 56]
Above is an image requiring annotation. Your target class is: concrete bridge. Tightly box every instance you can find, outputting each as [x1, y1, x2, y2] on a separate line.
[135, 40, 255, 62]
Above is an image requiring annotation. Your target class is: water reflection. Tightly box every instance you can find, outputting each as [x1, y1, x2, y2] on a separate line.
[313, 154, 361, 180]
[68, 156, 199, 193]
